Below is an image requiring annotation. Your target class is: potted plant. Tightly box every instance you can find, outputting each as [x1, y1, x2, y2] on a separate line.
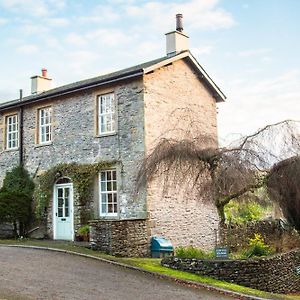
[76, 225, 90, 242]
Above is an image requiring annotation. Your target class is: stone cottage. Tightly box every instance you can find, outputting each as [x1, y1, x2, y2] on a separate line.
[0, 15, 225, 256]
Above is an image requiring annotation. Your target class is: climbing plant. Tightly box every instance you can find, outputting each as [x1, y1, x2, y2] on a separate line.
[34, 161, 117, 220]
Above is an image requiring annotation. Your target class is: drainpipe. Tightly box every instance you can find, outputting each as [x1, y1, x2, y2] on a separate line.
[19, 89, 24, 166]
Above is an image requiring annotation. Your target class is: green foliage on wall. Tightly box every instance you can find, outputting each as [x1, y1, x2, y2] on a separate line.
[34, 161, 117, 219]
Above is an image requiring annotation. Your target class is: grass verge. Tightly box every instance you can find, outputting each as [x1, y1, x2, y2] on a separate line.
[0, 239, 299, 300]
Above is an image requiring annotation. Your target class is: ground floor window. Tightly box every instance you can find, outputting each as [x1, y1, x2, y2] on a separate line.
[99, 169, 118, 216]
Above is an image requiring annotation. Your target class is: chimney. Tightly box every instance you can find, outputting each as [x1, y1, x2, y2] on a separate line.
[165, 14, 189, 57]
[31, 68, 52, 94]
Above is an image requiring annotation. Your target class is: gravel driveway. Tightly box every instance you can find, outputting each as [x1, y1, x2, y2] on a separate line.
[0, 246, 234, 300]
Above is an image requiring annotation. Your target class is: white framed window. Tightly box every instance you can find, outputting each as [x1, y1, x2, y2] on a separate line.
[98, 93, 116, 135]
[38, 107, 52, 144]
[99, 169, 118, 216]
[6, 114, 18, 150]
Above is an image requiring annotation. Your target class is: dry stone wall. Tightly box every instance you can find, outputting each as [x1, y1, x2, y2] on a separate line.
[89, 219, 148, 257]
[162, 250, 300, 294]
[220, 220, 300, 252]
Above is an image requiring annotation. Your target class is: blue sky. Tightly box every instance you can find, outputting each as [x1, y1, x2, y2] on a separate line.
[0, 0, 299, 142]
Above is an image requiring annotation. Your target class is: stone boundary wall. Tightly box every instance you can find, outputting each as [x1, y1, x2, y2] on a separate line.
[89, 219, 148, 257]
[220, 220, 300, 252]
[162, 250, 300, 294]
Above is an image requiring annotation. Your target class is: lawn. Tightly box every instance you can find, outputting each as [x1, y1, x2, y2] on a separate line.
[0, 239, 299, 300]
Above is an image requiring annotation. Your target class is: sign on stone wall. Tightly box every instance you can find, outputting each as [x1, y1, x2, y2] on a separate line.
[215, 246, 229, 259]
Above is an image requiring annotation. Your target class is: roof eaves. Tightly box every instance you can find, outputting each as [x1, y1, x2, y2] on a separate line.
[186, 52, 226, 102]
[0, 69, 144, 111]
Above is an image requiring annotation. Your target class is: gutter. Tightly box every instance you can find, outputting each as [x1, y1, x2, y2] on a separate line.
[19, 89, 24, 166]
[0, 71, 144, 112]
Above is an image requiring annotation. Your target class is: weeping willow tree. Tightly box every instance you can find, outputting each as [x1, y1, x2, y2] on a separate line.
[268, 156, 300, 232]
[137, 120, 300, 224]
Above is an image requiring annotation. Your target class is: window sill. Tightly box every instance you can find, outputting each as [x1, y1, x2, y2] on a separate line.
[95, 132, 117, 138]
[35, 142, 53, 148]
[98, 214, 119, 219]
[3, 147, 19, 152]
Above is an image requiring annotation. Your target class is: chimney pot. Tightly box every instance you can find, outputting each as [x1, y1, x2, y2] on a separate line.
[176, 13, 183, 32]
[41, 68, 47, 77]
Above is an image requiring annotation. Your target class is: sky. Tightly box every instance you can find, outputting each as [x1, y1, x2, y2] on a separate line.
[0, 0, 299, 143]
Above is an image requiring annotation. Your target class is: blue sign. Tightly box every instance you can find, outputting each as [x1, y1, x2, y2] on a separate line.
[215, 247, 229, 259]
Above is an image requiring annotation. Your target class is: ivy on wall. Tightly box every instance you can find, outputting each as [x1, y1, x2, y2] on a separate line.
[34, 161, 117, 220]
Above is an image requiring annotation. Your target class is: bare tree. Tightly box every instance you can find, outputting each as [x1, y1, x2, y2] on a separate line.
[137, 120, 300, 224]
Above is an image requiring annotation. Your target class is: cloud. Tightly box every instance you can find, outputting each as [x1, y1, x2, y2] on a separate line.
[16, 44, 39, 54]
[0, 18, 8, 25]
[125, 0, 236, 31]
[46, 18, 69, 27]
[78, 5, 120, 24]
[238, 48, 271, 57]
[191, 45, 214, 56]
[218, 69, 300, 143]
[0, 0, 66, 17]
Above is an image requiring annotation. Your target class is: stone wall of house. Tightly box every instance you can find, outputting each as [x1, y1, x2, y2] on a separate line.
[0, 77, 147, 238]
[220, 220, 300, 252]
[89, 219, 148, 257]
[144, 59, 219, 250]
[162, 250, 300, 294]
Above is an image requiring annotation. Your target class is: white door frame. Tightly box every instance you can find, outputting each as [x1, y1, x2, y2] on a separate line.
[53, 182, 74, 241]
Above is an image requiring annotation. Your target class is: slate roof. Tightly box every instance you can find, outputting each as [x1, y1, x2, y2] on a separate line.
[0, 51, 225, 111]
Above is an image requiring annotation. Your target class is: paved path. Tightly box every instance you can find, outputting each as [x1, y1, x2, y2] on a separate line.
[0, 247, 236, 300]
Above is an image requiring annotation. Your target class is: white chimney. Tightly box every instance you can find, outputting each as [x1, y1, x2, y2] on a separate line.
[165, 14, 189, 57]
[31, 68, 52, 94]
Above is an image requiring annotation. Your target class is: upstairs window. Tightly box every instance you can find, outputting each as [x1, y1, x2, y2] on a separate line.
[98, 93, 116, 135]
[38, 106, 52, 144]
[6, 114, 18, 150]
[99, 169, 118, 217]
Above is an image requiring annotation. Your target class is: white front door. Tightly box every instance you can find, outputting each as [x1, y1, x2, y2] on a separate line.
[53, 183, 74, 240]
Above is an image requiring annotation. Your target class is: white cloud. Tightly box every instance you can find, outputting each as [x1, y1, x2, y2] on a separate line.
[78, 5, 120, 24]
[0, 18, 8, 25]
[125, 0, 235, 31]
[191, 45, 214, 56]
[16, 44, 39, 54]
[238, 48, 271, 57]
[46, 18, 69, 27]
[0, 0, 49, 17]
[218, 69, 300, 142]
[0, 0, 66, 17]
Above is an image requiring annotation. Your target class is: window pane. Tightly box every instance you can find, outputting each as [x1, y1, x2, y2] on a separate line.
[107, 182, 112, 191]
[113, 203, 117, 213]
[58, 208, 63, 218]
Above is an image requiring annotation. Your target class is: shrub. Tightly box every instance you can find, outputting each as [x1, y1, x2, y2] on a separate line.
[0, 166, 34, 236]
[224, 200, 269, 224]
[244, 233, 274, 258]
[175, 246, 214, 259]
